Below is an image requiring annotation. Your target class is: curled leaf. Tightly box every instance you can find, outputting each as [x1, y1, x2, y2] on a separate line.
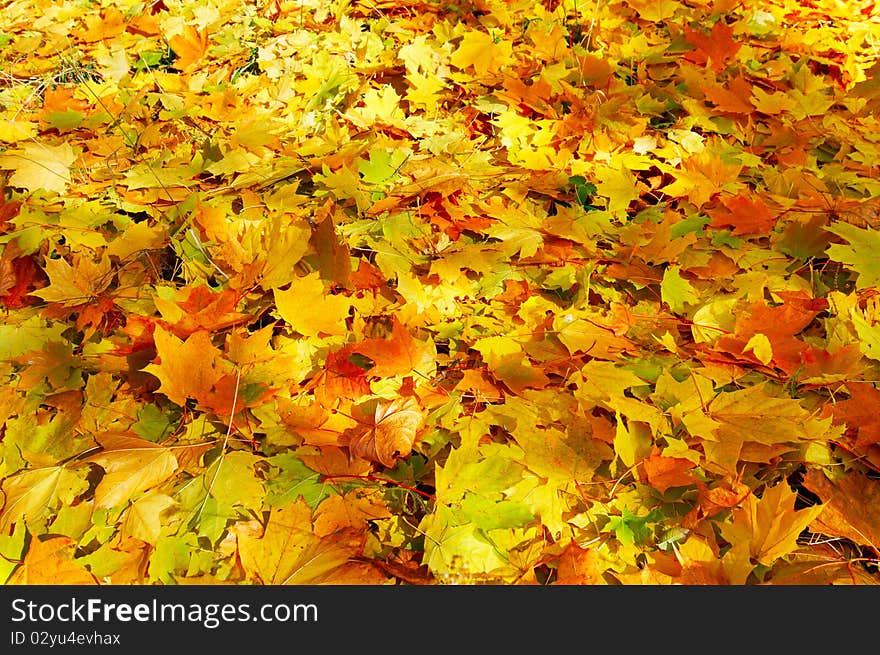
[348, 398, 424, 467]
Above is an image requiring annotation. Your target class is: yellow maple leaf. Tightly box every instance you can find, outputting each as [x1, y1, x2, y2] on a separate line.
[120, 492, 176, 544]
[399, 35, 438, 74]
[313, 489, 392, 537]
[0, 142, 78, 193]
[750, 87, 797, 115]
[405, 71, 447, 111]
[0, 120, 38, 144]
[233, 500, 363, 584]
[449, 30, 513, 77]
[0, 466, 89, 534]
[143, 327, 225, 406]
[168, 25, 208, 72]
[273, 271, 352, 338]
[86, 433, 179, 509]
[595, 164, 640, 218]
[720, 480, 824, 583]
[32, 254, 112, 305]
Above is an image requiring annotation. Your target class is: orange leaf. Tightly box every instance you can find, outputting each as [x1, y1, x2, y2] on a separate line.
[8, 536, 97, 584]
[553, 543, 603, 584]
[315, 349, 372, 406]
[643, 450, 696, 493]
[704, 74, 755, 114]
[154, 285, 250, 338]
[828, 383, 880, 452]
[803, 470, 880, 549]
[710, 193, 777, 235]
[313, 489, 392, 537]
[715, 291, 826, 373]
[683, 21, 741, 72]
[168, 26, 208, 72]
[702, 480, 750, 511]
[143, 327, 225, 407]
[350, 317, 435, 378]
[348, 398, 424, 467]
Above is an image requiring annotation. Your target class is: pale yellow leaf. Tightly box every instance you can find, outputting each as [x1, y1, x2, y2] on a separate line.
[0, 142, 78, 193]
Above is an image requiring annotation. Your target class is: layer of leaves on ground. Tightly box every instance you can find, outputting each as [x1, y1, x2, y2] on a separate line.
[1, 0, 880, 584]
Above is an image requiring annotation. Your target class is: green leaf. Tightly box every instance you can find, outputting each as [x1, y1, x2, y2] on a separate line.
[264, 453, 332, 509]
[45, 110, 83, 132]
[851, 309, 880, 362]
[457, 493, 534, 531]
[357, 149, 408, 185]
[0, 466, 89, 533]
[132, 404, 175, 442]
[826, 222, 880, 289]
[606, 507, 661, 547]
[0, 521, 27, 584]
[660, 264, 699, 314]
[204, 451, 265, 513]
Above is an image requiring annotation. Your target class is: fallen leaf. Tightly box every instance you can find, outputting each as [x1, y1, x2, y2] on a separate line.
[7, 536, 97, 584]
[348, 398, 424, 467]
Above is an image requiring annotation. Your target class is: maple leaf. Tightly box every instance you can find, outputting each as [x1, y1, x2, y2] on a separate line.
[143, 327, 226, 407]
[701, 383, 830, 471]
[419, 505, 517, 583]
[13, 340, 79, 390]
[683, 21, 741, 72]
[661, 149, 743, 207]
[7, 536, 97, 584]
[85, 432, 179, 509]
[274, 272, 352, 338]
[3, 0, 880, 588]
[660, 264, 699, 314]
[710, 193, 777, 235]
[348, 317, 436, 378]
[0, 142, 79, 194]
[553, 543, 604, 585]
[0, 249, 39, 309]
[595, 164, 640, 218]
[347, 397, 424, 467]
[642, 449, 696, 494]
[720, 480, 824, 584]
[168, 25, 208, 72]
[203, 450, 265, 513]
[825, 222, 880, 289]
[31, 253, 112, 306]
[704, 74, 755, 115]
[826, 383, 880, 462]
[233, 500, 364, 584]
[714, 291, 826, 373]
[450, 30, 512, 77]
[313, 489, 392, 537]
[0, 466, 89, 534]
[120, 492, 176, 545]
[153, 285, 250, 338]
[803, 470, 880, 549]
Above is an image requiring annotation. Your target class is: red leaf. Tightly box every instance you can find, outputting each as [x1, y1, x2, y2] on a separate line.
[0, 254, 41, 309]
